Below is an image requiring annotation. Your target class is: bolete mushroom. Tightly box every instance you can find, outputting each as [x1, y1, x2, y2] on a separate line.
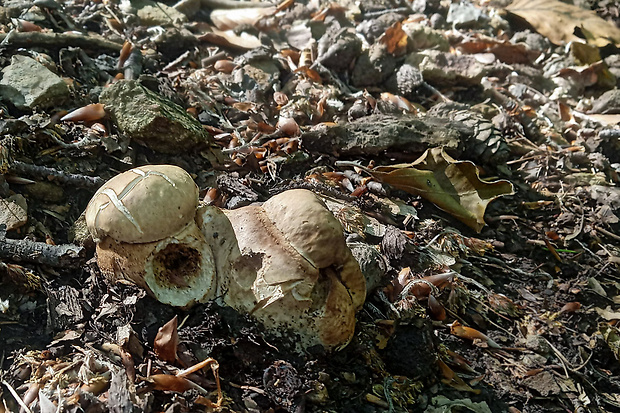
[223, 189, 366, 351]
[85, 165, 219, 307]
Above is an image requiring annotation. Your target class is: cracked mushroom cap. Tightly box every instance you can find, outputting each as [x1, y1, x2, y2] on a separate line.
[224, 189, 366, 351]
[85, 165, 199, 243]
[85, 165, 216, 308]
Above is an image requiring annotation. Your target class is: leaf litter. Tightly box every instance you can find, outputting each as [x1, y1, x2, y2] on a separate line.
[0, 0, 619, 412]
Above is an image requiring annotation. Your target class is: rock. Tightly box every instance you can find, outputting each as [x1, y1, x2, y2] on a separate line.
[384, 63, 424, 99]
[348, 242, 387, 293]
[240, 60, 280, 95]
[356, 12, 405, 44]
[406, 50, 489, 86]
[317, 27, 362, 72]
[0, 194, 28, 231]
[99, 80, 212, 154]
[302, 114, 465, 158]
[351, 43, 396, 87]
[136, 0, 187, 26]
[22, 182, 64, 203]
[590, 89, 620, 114]
[0, 55, 69, 110]
[446, 1, 488, 29]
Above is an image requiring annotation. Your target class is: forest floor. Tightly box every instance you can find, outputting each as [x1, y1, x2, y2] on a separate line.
[1, 0, 620, 412]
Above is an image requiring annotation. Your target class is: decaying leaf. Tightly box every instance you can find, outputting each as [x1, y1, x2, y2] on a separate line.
[506, 0, 620, 46]
[210, 7, 276, 31]
[595, 306, 620, 321]
[154, 316, 179, 364]
[600, 324, 620, 361]
[369, 148, 514, 232]
[379, 22, 408, 56]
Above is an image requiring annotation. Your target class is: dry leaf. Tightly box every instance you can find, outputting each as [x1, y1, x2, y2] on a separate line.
[457, 39, 540, 64]
[451, 321, 502, 348]
[506, 0, 620, 46]
[210, 7, 276, 31]
[379, 21, 408, 56]
[154, 316, 178, 363]
[370, 148, 514, 232]
[595, 306, 620, 321]
[600, 324, 620, 361]
[198, 29, 262, 50]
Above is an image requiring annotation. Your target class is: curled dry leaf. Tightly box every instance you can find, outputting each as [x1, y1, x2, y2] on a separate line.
[61, 103, 106, 122]
[369, 148, 514, 232]
[600, 324, 620, 361]
[450, 321, 501, 349]
[506, 0, 620, 46]
[428, 294, 446, 321]
[379, 21, 408, 56]
[210, 7, 276, 31]
[559, 301, 581, 314]
[154, 316, 179, 364]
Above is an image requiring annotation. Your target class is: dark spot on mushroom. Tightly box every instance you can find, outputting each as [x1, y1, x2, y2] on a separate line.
[152, 244, 201, 288]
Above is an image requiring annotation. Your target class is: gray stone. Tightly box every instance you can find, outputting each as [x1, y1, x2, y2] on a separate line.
[348, 242, 387, 293]
[99, 80, 212, 154]
[0, 55, 69, 110]
[302, 114, 465, 157]
[136, 0, 187, 26]
[446, 1, 488, 28]
[0, 194, 28, 231]
[351, 43, 396, 87]
[317, 28, 362, 72]
[590, 89, 620, 114]
[406, 50, 489, 86]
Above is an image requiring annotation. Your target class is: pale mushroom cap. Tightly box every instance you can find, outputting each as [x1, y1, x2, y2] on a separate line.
[85, 165, 199, 243]
[263, 189, 348, 269]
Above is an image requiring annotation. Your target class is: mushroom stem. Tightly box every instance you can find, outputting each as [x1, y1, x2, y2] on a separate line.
[97, 222, 216, 307]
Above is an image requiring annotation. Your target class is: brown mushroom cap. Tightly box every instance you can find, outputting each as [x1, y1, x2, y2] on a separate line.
[85, 165, 199, 244]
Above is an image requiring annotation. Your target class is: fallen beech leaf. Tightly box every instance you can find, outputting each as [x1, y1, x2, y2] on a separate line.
[600, 324, 620, 361]
[199, 29, 262, 50]
[147, 374, 201, 393]
[370, 148, 514, 232]
[506, 0, 620, 46]
[154, 316, 178, 364]
[428, 294, 446, 321]
[61, 103, 106, 122]
[559, 301, 581, 314]
[451, 321, 501, 349]
[457, 39, 540, 64]
[210, 7, 276, 31]
[379, 22, 408, 56]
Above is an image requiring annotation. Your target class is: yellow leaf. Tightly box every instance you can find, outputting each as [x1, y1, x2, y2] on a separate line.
[370, 148, 514, 232]
[506, 0, 620, 46]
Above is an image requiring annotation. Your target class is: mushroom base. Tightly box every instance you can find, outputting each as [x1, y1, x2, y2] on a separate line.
[96, 223, 216, 307]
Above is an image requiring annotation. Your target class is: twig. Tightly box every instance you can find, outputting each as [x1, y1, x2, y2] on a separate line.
[0, 229, 85, 268]
[0, 31, 122, 53]
[1, 379, 33, 413]
[595, 226, 620, 242]
[10, 161, 104, 189]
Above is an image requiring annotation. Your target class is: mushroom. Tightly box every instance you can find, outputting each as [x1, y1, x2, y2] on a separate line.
[85, 167, 366, 351]
[223, 189, 366, 351]
[85, 165, 220, 307]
